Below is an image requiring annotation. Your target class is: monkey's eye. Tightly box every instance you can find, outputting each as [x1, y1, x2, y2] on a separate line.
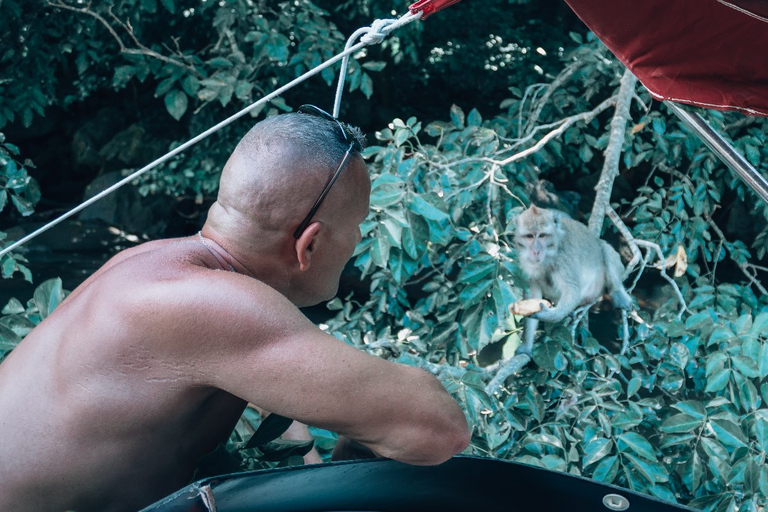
[524, 234, 534, 239]
[540, 234, 549, 238]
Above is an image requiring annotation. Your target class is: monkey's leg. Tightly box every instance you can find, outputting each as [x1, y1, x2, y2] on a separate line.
[517, 283, 545, 356]
[601, 242, 633, 310]
[517, 316, 538, 356]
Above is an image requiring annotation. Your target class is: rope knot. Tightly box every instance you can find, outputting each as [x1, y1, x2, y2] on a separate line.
[360, 18, 396, 45]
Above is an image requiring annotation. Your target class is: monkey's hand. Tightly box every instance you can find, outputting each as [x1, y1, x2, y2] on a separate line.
[530, 302, 570, 323]
[509, 299, 553, 317]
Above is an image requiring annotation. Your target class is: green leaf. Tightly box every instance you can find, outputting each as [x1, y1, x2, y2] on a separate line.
[659, 433, 696, 449]
[681, 451, 703, 492]
[164, 90, 188, 121]
[731, 355, 759, 378]
[408, 195, 449, 222]
[523, 433, 563, 451]
[705, 368, 730, 393]
[660, 413, 702, 433]
[467, 108, 482, 127]
[458, 279, 493, 307]
[624, 453, 667, 483]
[671, 400, 707, 419]
[33, 278, 64, 320]
[618, 432, 656, 461]
[592, 455, 619, 483]
[361, 61, 387, 72]
[0, 323, 22, 350]
[2, 298, 25, 315]
[160, 0, 174, 13]
[626, 377, 642, 398]
[265, 33, 290, 62]
[700, 436, 728, 462]
[533, 339, 566, 372]
[668, 342, 689, 369]
[583, 437, 612, 467]
[457, 257, 495, 284]
[709, 419, 747, 448]
[744, 458, 761, 493]
[10, 194, 33, 216]
[449, 104, 465, 129]
[155, 77, 175, 97]
[245, 414, 294, 449]
[380, 218, 402, 246]
[751, 312, 768, 336]
[370, 184, 405, 209]
[758, 342, 768, 378]
[754, 409, 768, 450]
[360, 73, 374, 99]
[0, 315, 36, 337]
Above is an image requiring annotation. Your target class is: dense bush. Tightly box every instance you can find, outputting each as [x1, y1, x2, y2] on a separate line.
[319, 35, 768, 511]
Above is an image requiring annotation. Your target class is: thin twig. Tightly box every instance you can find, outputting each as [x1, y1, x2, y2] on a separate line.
[606, 207, 689, 317]
[496, 95, 618, 168]
[706, 218, 768, 296]
[48, 1, 200, 75]
[525, 62, 579, 133]
[635, 240, 689, 318]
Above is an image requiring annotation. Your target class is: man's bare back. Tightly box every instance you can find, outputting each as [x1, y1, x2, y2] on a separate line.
[0, 112, 469, 511]
[0, 240, 251, 511]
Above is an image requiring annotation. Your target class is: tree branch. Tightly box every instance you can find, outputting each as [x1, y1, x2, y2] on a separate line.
[705, 217, 768, 296]
[589, 69, 638, 235]
[606, 207, 689, 318]
[47, 1, 200, 75]
[484, 354, 530, 397]
[495, 95, 618, 168]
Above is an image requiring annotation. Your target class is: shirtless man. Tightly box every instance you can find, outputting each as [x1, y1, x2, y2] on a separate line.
[0, 109, 470, 512]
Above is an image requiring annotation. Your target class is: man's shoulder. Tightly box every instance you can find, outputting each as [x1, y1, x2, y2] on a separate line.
[107, 243, 302, 331]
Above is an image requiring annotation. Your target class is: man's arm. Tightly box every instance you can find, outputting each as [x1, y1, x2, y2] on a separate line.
[164, 275, 470, 466]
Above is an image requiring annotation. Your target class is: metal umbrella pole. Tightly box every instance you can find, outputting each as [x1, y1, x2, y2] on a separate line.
[665, 100, 768, 205]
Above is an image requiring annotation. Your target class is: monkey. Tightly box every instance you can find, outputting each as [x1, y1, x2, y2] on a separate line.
[529, 179, 579, 218]
[513, 205, 633, 356]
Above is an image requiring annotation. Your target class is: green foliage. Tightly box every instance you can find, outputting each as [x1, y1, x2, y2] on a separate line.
[0, 132, 39, 281]
[0, 0, 388, 204]
[0, 278, 65, 359]
[2, 1, 768, 509]
[322, 35, 768, 511]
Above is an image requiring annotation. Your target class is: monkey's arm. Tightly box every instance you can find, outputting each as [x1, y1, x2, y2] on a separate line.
[530, 283, 582, 323]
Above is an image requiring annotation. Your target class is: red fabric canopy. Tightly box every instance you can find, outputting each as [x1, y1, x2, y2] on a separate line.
[564, 0, 768, 116]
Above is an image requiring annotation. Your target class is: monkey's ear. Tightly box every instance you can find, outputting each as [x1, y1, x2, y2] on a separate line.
[530, 204, 540, 214]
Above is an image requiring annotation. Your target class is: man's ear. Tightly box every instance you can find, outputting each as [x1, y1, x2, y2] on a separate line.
[295, 221, 322, 272]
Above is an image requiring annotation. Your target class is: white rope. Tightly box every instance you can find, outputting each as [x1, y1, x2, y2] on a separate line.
[333, 12, 422, 117]
[0, 10, 423, 259]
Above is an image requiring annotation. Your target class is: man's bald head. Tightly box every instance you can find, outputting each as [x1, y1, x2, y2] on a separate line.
[207, 112, 367, 248]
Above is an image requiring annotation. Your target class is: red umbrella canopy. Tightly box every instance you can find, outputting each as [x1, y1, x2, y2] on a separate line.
[564, 0, 768, 116]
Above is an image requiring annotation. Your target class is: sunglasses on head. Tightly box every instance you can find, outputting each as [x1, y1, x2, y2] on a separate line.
[293, 105, 362, 239]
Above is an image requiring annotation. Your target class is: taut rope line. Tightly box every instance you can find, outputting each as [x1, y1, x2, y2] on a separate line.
[0, 11, 423, 259]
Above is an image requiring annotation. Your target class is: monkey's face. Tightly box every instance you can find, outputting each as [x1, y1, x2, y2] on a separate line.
[516, 230, 556, 264]
[514, 206, 561, 268]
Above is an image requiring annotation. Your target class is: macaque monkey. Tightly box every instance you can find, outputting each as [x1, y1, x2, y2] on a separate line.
[513, 205, 633, 355]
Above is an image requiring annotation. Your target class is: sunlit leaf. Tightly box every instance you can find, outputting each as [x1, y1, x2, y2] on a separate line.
[583, 437, 612, 467]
